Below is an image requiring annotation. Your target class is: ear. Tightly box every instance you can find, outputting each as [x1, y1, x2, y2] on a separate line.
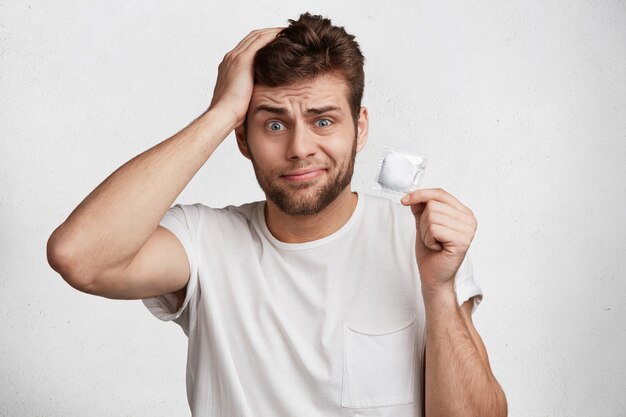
[235, 126, 252, 160]
[355, 106, 369, 153]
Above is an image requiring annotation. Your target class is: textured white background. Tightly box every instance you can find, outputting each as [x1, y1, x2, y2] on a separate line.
[2, 1, 625, 416]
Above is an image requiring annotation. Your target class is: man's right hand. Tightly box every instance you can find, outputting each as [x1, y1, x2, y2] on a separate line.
[47, 27, 282, 303]
[208, 28, 282, 130]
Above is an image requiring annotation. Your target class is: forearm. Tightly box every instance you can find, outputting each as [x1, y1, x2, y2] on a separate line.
[423, 285, 506, 417]
[47, 109, 234, 281]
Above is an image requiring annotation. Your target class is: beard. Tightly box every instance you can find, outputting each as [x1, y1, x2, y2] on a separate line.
[249, 139, 357, 217]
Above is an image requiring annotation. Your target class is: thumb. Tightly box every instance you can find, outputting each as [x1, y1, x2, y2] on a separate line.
[410, 204, 428, 258]
[411, 204, 444, 256]
[410, 201, 425, 217]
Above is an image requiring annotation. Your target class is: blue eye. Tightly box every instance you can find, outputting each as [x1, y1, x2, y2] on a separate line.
[316, 118, 332, 128]
[267, 121, 286, 132]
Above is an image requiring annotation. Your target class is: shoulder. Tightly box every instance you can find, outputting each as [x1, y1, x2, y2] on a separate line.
[163, 200, 263, 230]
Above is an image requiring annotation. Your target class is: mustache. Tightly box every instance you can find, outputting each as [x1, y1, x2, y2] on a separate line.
[278, 160, 332, 176]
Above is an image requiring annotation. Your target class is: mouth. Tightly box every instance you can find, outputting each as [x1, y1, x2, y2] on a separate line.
[281, 167, 327, 182]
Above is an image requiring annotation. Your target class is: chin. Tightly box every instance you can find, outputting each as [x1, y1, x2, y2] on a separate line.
[270, 183, 351, 217]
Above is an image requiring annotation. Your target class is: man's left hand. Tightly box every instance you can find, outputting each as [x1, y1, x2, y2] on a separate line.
[401, 188, 478, 295]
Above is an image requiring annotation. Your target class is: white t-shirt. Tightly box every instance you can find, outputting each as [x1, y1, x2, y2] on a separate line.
[143, 191, 482, 417]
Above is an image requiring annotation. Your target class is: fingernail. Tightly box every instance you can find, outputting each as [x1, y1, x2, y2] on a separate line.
[401, 195, 410, 204]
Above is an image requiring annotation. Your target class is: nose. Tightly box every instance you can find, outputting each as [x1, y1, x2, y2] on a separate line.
[286, 123, 317, 160]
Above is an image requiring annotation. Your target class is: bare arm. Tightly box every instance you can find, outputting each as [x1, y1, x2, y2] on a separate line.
[401, 189, 507, 417]
[423, 292, 507, 417]
[47, 110, 229, 297]
[47, 28, 282, 299]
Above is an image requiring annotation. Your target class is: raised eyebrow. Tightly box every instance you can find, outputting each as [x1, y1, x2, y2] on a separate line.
[253, 105, 287, 115]
[304, 106, 341, 116]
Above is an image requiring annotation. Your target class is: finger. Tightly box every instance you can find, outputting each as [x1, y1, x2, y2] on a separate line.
[410, 202, 426, 217]
[401, 188, 472, 214]
[230, 27, 283, 59]
[237, 28, 282, 52]
[421, 200, 477, 230]
[216, 29, 282, 85]
[421, 223, 471, 253]
[420, 224, 443, 251]
[229, 28, 279, 54]
[420, 206, 476, 237]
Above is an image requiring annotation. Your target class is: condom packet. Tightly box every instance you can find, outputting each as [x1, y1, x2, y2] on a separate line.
[374, 147, 428, 194]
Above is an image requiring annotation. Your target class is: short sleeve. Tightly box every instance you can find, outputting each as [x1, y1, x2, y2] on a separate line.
[453, 253, 483, 314]
[142, 204, 200, 328]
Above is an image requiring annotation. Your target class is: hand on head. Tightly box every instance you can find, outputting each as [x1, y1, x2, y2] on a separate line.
[208, 28, 283, 130]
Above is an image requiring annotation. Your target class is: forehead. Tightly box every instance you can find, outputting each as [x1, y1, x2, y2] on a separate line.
[250, 74, 350, 110]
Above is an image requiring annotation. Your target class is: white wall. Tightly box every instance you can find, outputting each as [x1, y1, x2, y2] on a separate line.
[2, 1, 625, 416]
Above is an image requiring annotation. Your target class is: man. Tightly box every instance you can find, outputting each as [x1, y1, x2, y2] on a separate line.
[47, 13, 507, 417]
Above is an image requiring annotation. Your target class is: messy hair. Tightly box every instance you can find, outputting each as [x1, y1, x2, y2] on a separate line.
[253, 12, 365, 121]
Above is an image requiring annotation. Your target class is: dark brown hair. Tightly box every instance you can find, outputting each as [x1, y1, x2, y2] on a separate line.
[253, 13, 365, 121]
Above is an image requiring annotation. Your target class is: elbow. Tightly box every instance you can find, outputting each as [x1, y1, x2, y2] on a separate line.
[47, 229, 74, 279]
[499, 394, 508, 417]
[491, 384, 508, 417]
[46, 230, 97, 294]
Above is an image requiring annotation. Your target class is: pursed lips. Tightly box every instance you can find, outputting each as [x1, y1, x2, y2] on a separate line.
[281, 167, 327, 181]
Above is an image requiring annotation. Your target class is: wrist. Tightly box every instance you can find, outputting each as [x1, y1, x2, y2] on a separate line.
[206, 101, 245, 132]
[195, 107, 239, 145]
[421, 280, 457, 310]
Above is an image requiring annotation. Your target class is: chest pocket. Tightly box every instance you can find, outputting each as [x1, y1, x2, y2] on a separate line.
[341, 316, 417, 408]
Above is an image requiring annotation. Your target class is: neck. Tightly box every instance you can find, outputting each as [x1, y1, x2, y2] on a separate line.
[264, 188, 358, 244]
